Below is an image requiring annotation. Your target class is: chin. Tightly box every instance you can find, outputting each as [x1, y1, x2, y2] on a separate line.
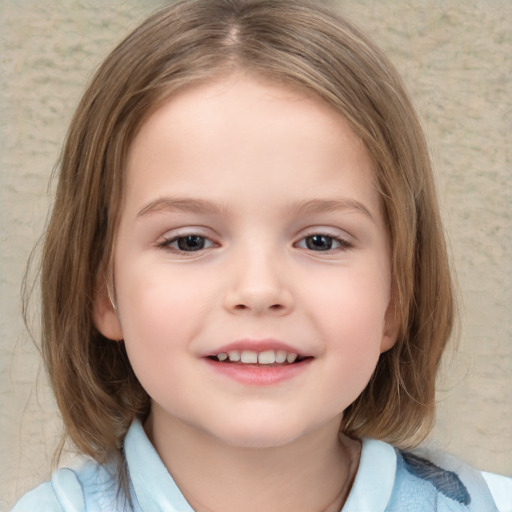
[207, 418, 314, 450]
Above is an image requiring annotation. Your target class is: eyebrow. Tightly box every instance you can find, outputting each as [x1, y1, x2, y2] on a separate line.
[291, 199, 375, 223]
[137, 197, 226, 217]
[137, 196, 375, 222]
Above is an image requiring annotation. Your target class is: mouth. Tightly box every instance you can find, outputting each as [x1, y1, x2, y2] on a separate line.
[203, 340, 313, 385]
[207, 349, 311, 366]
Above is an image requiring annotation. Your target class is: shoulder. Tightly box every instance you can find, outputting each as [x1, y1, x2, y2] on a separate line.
[11, 481, 64, 512]
[390, 446, 504, 512]
[11, 468, 84, 512]
[11, 460, 123, 512]
[481, 472, 512, 512]
[343, 438, 506, 512]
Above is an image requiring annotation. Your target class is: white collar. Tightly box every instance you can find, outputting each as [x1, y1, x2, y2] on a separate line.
[342, 438, 397, 512]
[125, 419, 194, 511]
[125, 420, 397, 512]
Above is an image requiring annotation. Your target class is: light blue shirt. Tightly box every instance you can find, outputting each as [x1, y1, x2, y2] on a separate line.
[12, 419, 510, 511]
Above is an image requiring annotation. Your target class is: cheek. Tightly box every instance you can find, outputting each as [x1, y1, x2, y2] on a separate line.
[305, 262, 390, 378]
[113, 265, 205, 401]
[310, 262, 390, 334]
[319, 300, 385, 408]
[115, 259, 212, 356]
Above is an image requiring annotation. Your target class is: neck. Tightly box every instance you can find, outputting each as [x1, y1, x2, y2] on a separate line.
[144, 413, 360, 512]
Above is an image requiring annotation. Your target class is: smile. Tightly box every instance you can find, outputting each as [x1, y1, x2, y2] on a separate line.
[210, 349, 306, 365]
[204, 341, 313, 385]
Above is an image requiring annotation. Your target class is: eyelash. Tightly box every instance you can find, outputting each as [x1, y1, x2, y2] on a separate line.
[294, 233, 353, 252]
[158, 234, 216, 253]
[157, 232, 353, 253]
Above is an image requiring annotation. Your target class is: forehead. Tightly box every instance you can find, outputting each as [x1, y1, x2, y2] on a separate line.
[123, 74, 380, 219]
[129, 72, 371, 169]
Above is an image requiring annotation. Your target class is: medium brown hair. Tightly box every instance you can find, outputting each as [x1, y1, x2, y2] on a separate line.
[39, 0, 454, 478]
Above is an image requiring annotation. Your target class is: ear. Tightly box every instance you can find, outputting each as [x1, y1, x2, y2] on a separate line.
[93, 278, 124, 341]
[380, 293, 400, 353]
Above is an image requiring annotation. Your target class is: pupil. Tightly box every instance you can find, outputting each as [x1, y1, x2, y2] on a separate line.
[178, 235, 204, 251]
[307, 235, 332, 251]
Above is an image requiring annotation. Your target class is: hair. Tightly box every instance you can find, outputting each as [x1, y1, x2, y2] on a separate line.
[37, 0, 454, 488]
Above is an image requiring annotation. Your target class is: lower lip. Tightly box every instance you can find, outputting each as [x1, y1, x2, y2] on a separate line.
[203, 358, 312, 385]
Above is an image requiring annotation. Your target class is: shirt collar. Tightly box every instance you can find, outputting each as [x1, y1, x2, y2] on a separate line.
[125, 419, 194, 512]
[342, 438, 397, 512]
[124, 420, 397, 512]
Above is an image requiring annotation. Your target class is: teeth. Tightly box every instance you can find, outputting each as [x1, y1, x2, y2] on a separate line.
[275, 350, 287, 363]
[228, 350, 241, 362]
[258, 350, 276, 364]
[240, 350, 258, 363]
[286, 353, 298, 363]
[215, 349, 303, 364]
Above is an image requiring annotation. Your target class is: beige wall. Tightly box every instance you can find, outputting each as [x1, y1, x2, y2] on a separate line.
[1, 0, 510, 509]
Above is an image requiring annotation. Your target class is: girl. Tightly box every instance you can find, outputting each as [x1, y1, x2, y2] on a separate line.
[11, 0, 510, 510]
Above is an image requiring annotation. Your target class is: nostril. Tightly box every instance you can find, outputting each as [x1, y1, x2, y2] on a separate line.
[233, 303, 284, 311]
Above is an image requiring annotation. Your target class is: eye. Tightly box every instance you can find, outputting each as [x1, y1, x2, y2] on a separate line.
[160, 234, 215, 252]
[296, 234, 352, 252]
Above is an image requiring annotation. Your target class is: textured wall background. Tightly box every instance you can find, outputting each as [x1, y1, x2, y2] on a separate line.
[1, 0, 510, 509]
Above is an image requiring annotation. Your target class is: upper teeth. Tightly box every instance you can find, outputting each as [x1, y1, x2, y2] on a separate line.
[215, 350, 299, 364]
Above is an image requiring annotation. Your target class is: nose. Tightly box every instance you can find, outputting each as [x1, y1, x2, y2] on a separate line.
[223, 249, 294, 316]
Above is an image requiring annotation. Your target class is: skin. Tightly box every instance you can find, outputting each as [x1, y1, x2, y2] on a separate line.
[95, 73, 398, 512]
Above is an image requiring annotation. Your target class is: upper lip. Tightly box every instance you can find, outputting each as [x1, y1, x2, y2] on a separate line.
[205, 338, 308, 357]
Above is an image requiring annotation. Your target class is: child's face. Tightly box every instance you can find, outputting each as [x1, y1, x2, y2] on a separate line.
[95, 75, 397, 448]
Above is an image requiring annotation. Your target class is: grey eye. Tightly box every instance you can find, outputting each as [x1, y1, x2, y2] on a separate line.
[176, 235, 207, 251]
[304, 235, 335, 251]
